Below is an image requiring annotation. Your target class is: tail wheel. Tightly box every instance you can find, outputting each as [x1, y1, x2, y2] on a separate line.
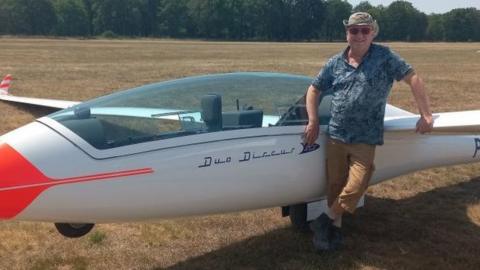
[54, 223, 95, 238]
[289, 203, 309, 232]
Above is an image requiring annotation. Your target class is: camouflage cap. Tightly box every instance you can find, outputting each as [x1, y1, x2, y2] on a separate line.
[343, 12, 379, 36]
[343, 12, 375, 27]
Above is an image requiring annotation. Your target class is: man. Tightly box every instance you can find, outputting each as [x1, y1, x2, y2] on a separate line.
[303, 12, 434, 251]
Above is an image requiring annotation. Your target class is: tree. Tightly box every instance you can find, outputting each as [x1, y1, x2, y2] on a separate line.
[426, 14, 444, 41]
[53, 0, 89, 36]
[290, 0, 326, 40]
[141, 0, 160, 37]
[188, 0, 234, 39]
[225, 0, 261, 40]
[323, 0, 352, 41]
[28, 0, 57, 35]
[93, 0, 143, 36]
[158, 0, 190, 37]
[410, 10, 428, 41]
[353, 1, 373, 12]
[443, 8, 480, 41]
[0, 0, 477, 42]
[4, 0, 56, 35]
[0, 0, 14, 34]
[82, 0, 94, 35]
[383, 1, 427, 41]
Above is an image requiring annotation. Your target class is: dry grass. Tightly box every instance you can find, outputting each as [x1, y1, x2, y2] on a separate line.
[0, 38, 480, 270]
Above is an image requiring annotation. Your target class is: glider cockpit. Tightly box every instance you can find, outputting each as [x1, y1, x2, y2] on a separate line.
[46, 73, 312, 150]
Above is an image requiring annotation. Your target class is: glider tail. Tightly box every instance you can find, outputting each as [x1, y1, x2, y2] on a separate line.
[0, 74, 12, 95]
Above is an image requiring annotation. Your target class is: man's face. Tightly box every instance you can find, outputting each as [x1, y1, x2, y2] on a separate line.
[346, 25, 375, 49]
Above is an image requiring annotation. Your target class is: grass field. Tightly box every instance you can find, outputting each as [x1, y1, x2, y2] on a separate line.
[0, 38, 480, 270]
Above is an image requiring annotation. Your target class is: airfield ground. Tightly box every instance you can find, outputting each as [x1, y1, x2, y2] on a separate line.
[0, 38, 479, 269]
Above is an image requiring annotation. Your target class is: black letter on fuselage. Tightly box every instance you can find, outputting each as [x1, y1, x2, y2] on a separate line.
[240, 152, 251, 162]
[199, 157, 212, 168]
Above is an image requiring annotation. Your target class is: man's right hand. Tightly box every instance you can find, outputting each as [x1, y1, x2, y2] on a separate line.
[303, 122, 319, 145]
[304, 84, 321, 145]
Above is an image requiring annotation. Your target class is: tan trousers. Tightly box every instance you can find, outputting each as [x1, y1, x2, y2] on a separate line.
[326, 138, 376, 213]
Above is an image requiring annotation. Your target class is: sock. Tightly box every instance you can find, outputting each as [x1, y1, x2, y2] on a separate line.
[326, 207, 336, 221]
[326, 207, 342, 227]
[333, 215, 342, 228]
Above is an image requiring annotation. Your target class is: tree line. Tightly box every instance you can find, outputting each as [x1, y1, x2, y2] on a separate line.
[0, 0, 479, 41]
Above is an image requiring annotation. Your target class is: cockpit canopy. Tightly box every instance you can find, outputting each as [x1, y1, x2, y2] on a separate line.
[49, 72, 316, 149]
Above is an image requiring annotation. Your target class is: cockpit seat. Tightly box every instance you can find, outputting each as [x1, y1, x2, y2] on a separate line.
[222, 110, 263, 129]
[201, 94, 222, 132]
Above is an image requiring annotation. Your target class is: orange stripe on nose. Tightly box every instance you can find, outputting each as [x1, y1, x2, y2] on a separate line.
[0, 143, 153, 219]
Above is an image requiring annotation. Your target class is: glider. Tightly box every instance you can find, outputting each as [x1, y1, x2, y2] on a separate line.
[0, 73, 479, 238]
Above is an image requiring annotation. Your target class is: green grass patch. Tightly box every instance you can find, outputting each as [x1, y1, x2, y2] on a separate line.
[88, 230, 107, 245]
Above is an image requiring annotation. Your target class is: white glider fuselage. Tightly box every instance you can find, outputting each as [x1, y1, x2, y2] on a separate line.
[1, 72, 480, 225]
[2, 117, 479, 223]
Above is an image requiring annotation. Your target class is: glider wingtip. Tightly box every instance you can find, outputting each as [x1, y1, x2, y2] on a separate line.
[0, 74, 12, 95]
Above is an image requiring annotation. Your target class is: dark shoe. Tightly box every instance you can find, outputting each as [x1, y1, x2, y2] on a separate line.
[312, 232, 330, 251]
[309, 213, 333, 251]
[329, 226, 343, 250]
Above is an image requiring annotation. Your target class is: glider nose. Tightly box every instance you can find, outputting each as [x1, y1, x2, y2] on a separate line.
[0, 143, 51, 220]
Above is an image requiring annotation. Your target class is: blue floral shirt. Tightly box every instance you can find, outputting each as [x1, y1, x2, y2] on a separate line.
[312, 43, 412, 145]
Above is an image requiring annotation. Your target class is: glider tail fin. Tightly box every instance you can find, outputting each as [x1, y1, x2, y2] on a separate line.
[0, 74, 12, 95]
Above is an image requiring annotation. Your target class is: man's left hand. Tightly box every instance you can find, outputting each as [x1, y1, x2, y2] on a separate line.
[416, 115, 434, 134]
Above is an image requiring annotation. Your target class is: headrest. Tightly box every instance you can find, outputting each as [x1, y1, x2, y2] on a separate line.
[201, 94, 222, 123]
[74, 106, 91, 119]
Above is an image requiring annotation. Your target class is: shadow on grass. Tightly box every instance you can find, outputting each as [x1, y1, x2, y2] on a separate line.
[162, 177, 480, 270]
[6, 103, 58, 118]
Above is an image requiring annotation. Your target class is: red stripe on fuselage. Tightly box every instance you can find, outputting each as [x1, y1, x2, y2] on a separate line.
[0, 143, 153, 219]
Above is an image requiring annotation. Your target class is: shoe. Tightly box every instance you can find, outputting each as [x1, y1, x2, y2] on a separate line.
[329, 226, 343, 250]
[309, 213, 333, 251]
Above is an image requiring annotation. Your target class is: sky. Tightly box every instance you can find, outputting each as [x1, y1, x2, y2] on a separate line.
[347, 0, 480, 14]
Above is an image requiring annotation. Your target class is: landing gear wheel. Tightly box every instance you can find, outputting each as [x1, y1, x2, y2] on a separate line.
[289, 203, 309, 232]
[54, 223, 95, 238]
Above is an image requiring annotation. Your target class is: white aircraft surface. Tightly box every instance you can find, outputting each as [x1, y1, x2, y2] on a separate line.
[1, 73, 479, 238]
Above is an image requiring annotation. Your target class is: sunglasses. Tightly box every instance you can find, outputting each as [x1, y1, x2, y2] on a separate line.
[348, 27, 372, 35]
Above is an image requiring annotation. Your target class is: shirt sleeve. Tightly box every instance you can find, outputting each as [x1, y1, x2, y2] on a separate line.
[311, 58, 335, 92]
[388, 49, 413, 81]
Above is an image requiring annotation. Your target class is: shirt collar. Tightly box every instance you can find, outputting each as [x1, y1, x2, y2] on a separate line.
[342, 44, 375, 66]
